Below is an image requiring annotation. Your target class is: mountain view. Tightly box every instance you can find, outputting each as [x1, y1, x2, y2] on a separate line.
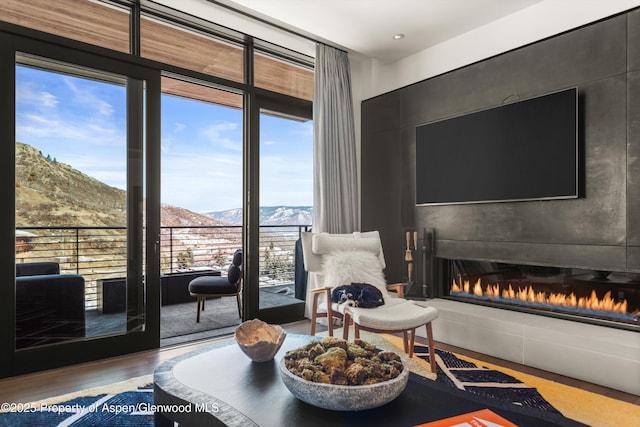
[15, 141, 305, 298]
[16, 142, 312, 227]
[206, 206, 312, 226]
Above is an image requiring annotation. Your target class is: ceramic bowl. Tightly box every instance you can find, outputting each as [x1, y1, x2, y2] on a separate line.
[279, 354, 409, 411]
[234, 319, 286, 362]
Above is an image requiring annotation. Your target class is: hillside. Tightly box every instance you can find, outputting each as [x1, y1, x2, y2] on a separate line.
[161, 204, 226, 227]
[15, 142, 227, 228]
[16, 142, 126, 227]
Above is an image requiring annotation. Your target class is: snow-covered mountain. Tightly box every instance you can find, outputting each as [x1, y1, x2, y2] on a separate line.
[206, 207, 243, 225]
[205, 206, 312, 226]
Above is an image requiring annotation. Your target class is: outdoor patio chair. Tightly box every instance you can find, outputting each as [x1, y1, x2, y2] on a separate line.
[188, 249, 243, 322]
[301, 231, 438, 371]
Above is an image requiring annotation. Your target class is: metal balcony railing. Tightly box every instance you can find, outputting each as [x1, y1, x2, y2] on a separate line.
[16, 224, 311, 309]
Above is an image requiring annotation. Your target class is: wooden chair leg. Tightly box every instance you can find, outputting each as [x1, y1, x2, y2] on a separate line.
[402, 330, 409, 353]
[327, 317, 335, 337]
[310, 292, 319, 335]
[354, 323, 360, 339]
[426, 322, 436, 373]
[342, 312, 351, 340]
[202, 297, 205, 311]
[408, 328, 416, 358]
[324, 288, 335, 337]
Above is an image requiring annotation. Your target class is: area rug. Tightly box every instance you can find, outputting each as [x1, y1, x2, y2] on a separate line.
[379, 332, 640, 427]
[329, 331, 563, 412]
[0, 375, 154, 427]
[3, 333, 638, 427]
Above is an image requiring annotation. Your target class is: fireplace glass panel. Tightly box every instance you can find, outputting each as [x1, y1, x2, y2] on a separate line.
[444, 259, 639, 329]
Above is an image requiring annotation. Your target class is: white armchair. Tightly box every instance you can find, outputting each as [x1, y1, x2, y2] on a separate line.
[301, 231, 438, 371]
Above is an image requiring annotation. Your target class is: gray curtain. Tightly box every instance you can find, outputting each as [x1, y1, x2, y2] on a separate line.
[306, 44, 359, 318]
[312, 43, 359, 234]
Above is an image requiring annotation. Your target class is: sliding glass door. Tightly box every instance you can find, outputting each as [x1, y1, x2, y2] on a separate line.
[250, 95, 312, 322]
[159, 76, 244, 341]
[14, 56, 138, 347]
[0, 0, 316, 377]
[0, 35, 160, 377]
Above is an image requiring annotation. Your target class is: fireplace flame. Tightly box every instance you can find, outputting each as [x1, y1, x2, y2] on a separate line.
[450, 279, 631, 315]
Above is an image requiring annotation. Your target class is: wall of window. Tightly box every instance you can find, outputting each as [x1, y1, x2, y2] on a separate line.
[0, 0, 313, 376]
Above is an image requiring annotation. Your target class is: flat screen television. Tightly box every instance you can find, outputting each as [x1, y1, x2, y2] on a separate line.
[415, 87, 578, 206]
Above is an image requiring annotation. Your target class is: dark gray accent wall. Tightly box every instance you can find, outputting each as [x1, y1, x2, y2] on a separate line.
[361, 10, 640, 284]
[628, 10, 640, 270]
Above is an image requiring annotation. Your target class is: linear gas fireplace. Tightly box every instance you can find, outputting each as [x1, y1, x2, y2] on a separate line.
[439, 259, 640, 331]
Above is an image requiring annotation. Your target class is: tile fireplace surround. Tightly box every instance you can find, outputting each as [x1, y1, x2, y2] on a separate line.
[415, 299, 640, 395]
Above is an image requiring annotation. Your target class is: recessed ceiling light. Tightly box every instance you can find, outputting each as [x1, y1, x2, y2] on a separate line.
[393, 33, 405, 40]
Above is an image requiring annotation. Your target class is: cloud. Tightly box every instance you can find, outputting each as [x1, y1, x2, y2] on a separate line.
[19, 113, 59, 127]
[96, 100, 115, 116]
[16, 82, 58, 109]
[40, 92, 58, 108]
[202, 120, 242, 151]
[16, 111, 124, 146]
[16, 72, 125, 150]
[63, 76, 117, 117]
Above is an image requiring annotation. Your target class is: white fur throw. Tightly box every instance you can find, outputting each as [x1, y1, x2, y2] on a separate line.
[312, 235, 380, 256]
[321, 250, 389, 299]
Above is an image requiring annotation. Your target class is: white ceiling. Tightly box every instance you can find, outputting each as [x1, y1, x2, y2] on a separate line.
[155, 0, 640, 97]
[214, 0, 543, 62]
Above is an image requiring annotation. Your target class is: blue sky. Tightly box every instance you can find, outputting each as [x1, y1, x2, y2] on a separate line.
[16, 65, 313, 213]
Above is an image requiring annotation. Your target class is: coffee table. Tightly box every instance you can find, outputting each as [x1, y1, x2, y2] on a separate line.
[153, 334, 585, 426]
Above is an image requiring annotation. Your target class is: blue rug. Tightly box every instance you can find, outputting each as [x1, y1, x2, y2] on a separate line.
[0, 382, 154, 426]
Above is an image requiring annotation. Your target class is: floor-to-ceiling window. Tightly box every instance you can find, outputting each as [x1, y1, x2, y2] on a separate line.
[0, 0, 313, 376]
[258, 109, 313, 313]
[0, 33, 160, 377]
[15, 56, 141, 348]
[159, 76, 244, 341]
[253, 49, 313, 320]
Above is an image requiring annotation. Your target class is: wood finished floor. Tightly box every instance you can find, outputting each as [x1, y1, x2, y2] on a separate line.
[0, 319, 638, 406]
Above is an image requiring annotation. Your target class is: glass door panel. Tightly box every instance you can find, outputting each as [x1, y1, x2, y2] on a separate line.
[159, 77, 243, 341]
[14, 54, 145, 348]
[258, 110, 312, 312]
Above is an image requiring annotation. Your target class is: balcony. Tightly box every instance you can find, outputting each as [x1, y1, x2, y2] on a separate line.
[16, 224, 310, 310]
